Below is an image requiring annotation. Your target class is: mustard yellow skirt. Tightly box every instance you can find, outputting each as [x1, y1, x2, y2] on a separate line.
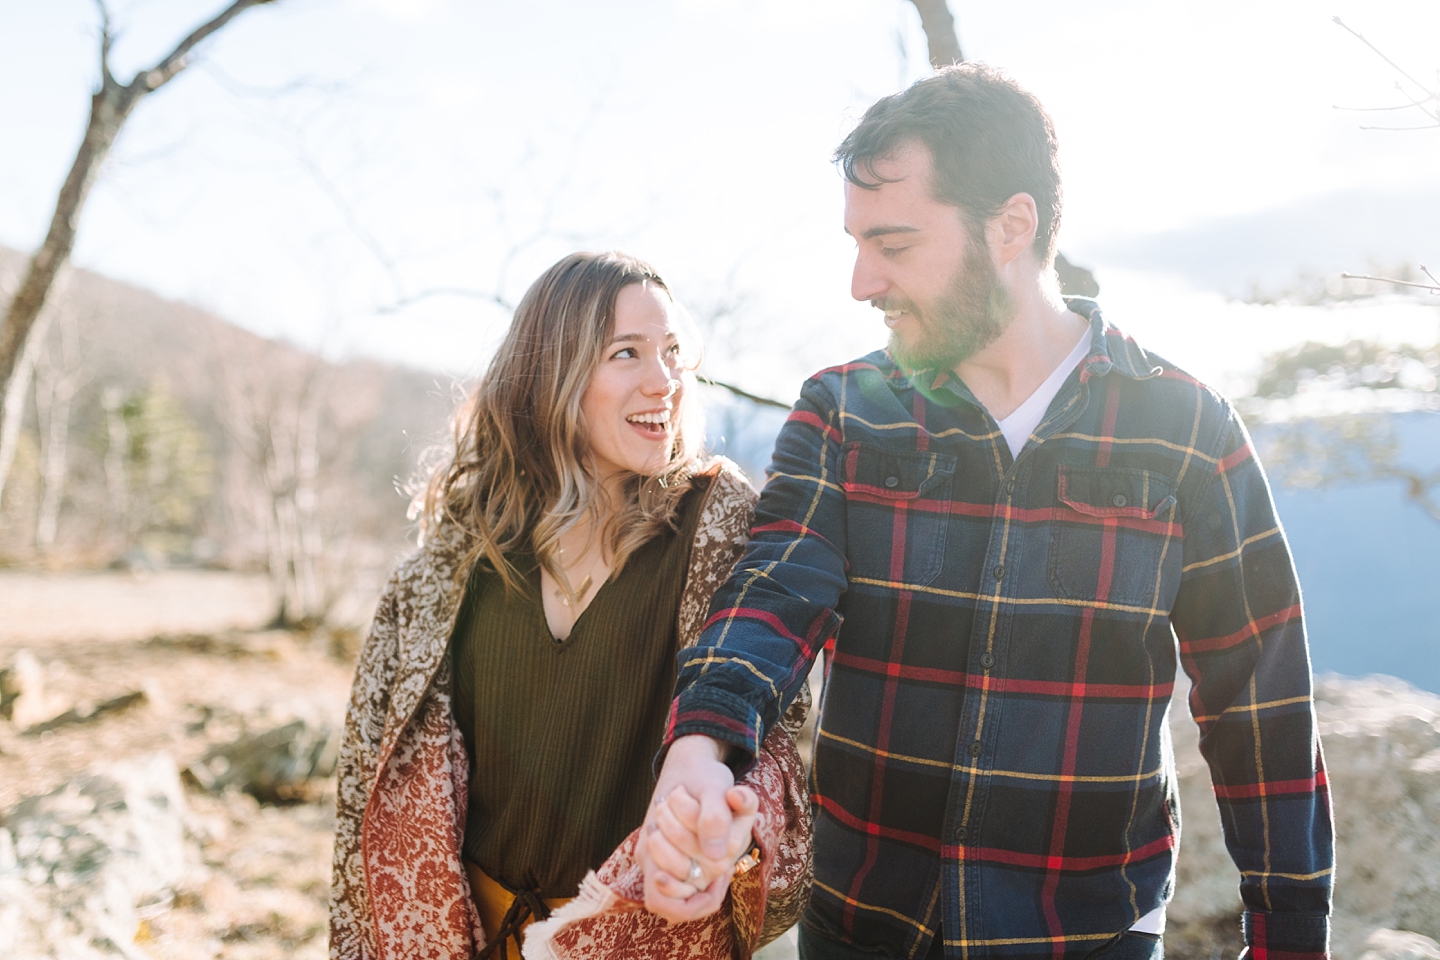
[465, 860, 574, 958]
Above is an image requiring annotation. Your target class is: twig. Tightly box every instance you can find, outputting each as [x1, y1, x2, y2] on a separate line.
[1340, 273, 1440, 293]
[1333, 17, 1440, 106]
[700, 377, 791, 410]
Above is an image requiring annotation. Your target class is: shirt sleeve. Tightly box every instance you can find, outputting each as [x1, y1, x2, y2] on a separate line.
[1171, 405, 1335, 959]
[662, 378, 849, 768]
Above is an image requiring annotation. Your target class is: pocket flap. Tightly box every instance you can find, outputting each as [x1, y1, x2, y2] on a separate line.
[841, 442, 956, 501]
[1057, 465, 1175, 520]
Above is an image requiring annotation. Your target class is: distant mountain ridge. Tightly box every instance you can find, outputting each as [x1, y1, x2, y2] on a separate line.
[1082, 185, 1440, 299]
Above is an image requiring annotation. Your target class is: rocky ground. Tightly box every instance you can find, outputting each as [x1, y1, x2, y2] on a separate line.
[1, 571, 354, 960]
[2, 571, 1438, 960]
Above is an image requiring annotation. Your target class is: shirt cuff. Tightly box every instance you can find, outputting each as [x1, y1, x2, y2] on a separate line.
[658, 686, 763, 777]
[1242, 911, 1331, 960]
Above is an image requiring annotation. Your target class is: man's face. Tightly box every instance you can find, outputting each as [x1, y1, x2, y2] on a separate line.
[843, 143, 1014, 370]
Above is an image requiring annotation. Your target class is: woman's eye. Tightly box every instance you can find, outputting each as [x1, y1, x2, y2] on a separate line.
[667, 342, 682, 356]
[612, 347, 638, 360]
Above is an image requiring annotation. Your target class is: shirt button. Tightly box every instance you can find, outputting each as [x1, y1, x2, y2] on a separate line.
[953, 826, 967, 841]
[993, 564, 1006, 580]
[1111, 493, 1129, 508]
[968, 741, 982, 758]
[980, 652, 995, 669]
[885, 476, 899, 488]
[1004, 479, 1016, 496]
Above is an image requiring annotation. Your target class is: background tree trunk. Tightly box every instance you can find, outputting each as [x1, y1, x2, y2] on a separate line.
[34, 303, 83, 554]
[902, 0, 1101, 300]
[907, 0, 963, 67]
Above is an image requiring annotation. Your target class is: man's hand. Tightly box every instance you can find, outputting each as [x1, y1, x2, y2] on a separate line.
[641, 735, 758, 922]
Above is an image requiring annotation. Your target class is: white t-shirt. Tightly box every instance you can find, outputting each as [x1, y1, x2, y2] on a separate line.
[995, 326, 1092, 461]
[991, 323, 1169, 937]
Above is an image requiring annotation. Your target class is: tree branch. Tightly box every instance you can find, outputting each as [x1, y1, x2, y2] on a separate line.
[136, 0, 279, 94]
[93, 0, 116, 89]
[1341, 272, 1440, 294]
[1333, 18, 1439, 105]
[700, 377, 791, 411]
[0, 0, 281, 434]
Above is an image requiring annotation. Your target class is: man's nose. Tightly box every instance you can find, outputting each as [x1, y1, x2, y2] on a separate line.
[851, 252, 887, 303]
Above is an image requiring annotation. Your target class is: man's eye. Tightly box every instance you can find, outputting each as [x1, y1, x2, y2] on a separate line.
[882, 246, 908, 258]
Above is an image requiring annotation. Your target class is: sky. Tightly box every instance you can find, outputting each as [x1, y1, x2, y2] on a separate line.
[1, 0, 1437, 398]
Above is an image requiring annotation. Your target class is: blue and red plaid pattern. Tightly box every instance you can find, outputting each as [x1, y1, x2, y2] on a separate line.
[666, 301, 1333, 959]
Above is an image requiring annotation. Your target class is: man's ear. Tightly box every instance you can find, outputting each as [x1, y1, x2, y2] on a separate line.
[988, 192, 1039, 268]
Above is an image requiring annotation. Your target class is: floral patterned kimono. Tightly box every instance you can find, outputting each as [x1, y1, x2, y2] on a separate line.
[329, 459, 812, 959]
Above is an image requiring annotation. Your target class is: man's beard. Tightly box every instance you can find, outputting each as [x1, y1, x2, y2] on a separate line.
[887, 242, 1016, 371]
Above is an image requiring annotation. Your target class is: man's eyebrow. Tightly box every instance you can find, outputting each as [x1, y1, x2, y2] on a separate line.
[844, 225, 922, 240]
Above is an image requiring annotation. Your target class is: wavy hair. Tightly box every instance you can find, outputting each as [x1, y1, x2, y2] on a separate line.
[419, 251, 704, 592]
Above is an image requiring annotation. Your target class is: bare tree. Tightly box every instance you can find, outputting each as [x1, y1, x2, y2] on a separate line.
[218, 337, 381, 628]
[907, 0, 963, 67]
[0, 270, 70, 503]
[901, 1, 1101, 301]
[0, 0, 280, 460]
[33, 301, 86, 554]
[1333, 18, 1440, 295]
[101, 386, 130, 548]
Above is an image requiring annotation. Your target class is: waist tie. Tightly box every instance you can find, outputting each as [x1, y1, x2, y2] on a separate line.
[465, 860, 573, 960]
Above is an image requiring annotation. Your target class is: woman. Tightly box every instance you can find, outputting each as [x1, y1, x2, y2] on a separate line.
[328, 251, 811, 960]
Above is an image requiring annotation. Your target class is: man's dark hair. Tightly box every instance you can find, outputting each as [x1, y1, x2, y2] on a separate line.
[835, 63, 1062, 263]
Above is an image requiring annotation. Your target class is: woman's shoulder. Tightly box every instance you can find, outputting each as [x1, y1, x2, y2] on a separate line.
[376, 523, 471, 618]
[688, 456, 758, 508]
[683, 456, 757, 551]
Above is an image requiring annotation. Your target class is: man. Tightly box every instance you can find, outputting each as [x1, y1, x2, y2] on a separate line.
[641, 64, 1334, 960]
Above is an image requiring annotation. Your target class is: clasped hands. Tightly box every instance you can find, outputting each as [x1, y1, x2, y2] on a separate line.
[640, 735, 759, 923]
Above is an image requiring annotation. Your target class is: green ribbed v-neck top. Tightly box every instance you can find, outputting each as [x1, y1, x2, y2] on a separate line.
[449, 479, 707, 898]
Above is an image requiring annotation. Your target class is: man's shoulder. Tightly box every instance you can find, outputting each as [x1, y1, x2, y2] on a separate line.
[1102, 322, 1236, 425]
[801, 349, 908, 405]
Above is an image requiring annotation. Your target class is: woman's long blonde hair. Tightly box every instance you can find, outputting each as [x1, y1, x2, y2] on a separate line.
[419, 251, 704, 591]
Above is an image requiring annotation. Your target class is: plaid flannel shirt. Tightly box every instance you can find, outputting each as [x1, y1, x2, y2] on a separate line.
[666, 301, 1334, 960]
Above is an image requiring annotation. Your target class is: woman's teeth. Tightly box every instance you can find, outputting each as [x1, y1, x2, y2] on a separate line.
[626, 410, 671, 431]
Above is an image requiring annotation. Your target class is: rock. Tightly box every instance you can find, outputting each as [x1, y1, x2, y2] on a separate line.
[0, 650, 65, 730]
[0, 753, 202, 959]
[184, 719, 339, 804]
[1168, 676, 1440, 959]
[22, 691, 148, 737]
[1360, 929, 1440, 960]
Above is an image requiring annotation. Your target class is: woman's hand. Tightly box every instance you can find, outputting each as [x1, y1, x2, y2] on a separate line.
[640, 736, 759, 922]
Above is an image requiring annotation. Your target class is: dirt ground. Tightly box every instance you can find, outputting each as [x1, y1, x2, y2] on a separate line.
[0, 569, 274, 647]
[1, 570, 814, 960]
[1, 570, 355, 959]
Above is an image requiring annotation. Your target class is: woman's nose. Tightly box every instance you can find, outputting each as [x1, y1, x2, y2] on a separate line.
[642, 355, 679, 397]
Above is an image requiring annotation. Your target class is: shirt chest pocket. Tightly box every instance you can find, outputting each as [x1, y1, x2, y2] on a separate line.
[840, 442, 956, 588]
[1047, 465, 1181, 609]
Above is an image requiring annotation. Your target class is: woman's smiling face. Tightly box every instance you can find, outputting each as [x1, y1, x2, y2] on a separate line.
[581, 281, 690, 482]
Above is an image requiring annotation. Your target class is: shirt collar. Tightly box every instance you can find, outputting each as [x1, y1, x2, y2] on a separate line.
[903, 298, 1162, 407]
